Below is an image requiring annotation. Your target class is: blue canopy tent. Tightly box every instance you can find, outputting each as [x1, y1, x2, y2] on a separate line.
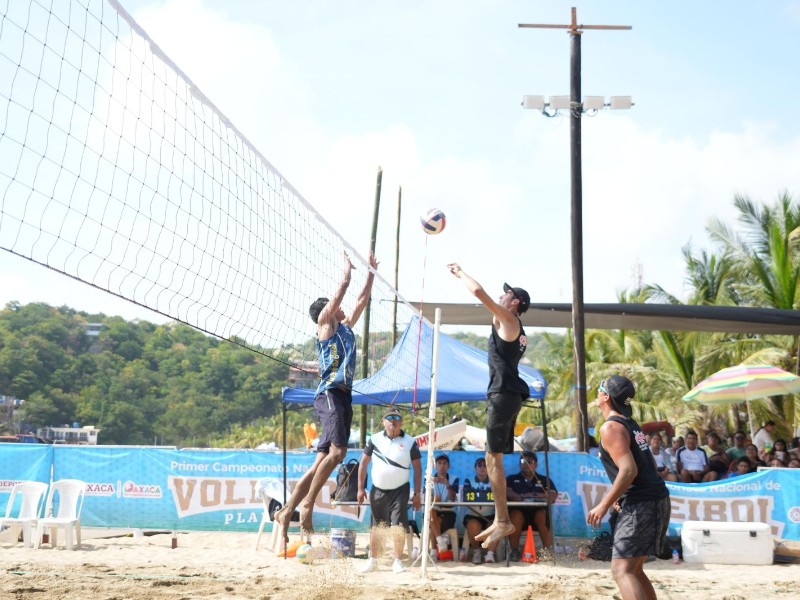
[282, 315, 548, 407]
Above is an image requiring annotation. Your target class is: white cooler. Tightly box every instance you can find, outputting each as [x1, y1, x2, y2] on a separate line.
[680, 520, 773, 565]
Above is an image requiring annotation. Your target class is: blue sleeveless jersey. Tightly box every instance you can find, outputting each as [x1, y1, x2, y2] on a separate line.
[315, 322, 357, 395]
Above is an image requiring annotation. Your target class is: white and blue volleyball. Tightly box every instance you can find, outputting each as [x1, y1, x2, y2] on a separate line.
[296, 543, 314, 564]
[420, 208, 446, 235]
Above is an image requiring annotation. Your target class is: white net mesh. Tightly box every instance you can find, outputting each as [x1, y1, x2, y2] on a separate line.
[0, 0, 421, 395]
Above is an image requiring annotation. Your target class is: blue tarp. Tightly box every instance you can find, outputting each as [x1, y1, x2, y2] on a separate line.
[282, 315, 547, 406]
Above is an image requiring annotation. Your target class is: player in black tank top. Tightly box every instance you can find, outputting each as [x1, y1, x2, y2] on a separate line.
[598, 416, 668, 504]
[588, 375, 670, 600]
[447, 262, 531, 551]
[487, 320, 530, 396]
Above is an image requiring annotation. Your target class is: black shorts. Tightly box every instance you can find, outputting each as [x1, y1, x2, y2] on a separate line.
[369, 482, 410, 528]
[432, 509, 456, 531]
[512, 506, 550, 530]
[485, 391, 523, 453]
[463, 514, 494, 528]
[314, 387, 353, 453]
[612, 495, 671, 559]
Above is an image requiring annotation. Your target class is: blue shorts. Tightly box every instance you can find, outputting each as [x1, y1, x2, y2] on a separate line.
[314, 387, 353, 453]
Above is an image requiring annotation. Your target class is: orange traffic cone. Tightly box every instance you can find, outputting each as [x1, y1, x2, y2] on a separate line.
[521, 525, 538, 563]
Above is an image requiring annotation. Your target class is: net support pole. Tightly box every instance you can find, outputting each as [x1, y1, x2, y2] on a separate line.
[420, 308, 442, 577]
[360, 166, 383, 447]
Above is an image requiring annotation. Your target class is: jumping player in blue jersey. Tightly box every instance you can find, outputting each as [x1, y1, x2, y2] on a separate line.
[275, 250, 378, 536]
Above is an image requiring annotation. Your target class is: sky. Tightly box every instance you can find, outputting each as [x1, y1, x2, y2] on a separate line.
[3, 0, 800, 332]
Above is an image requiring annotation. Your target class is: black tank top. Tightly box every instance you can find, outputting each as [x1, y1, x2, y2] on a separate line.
[487, 320, 529, 397]
[598, 415, 668, 504]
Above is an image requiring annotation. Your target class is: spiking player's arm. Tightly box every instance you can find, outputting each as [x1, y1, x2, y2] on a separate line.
[446, 262, 520, 341]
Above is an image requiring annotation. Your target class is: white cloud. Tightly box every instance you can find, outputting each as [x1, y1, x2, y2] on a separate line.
[4, 0, 800, 331]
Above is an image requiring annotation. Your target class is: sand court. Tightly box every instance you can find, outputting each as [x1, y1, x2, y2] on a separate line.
[0, 529, 797, 599]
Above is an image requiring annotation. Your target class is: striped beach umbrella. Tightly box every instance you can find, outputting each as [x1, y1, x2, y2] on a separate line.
[683, 364, 800, 405]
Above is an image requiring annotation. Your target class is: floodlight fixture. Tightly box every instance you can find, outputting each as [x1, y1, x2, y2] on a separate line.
[521, 95, 545, 110]
[549, 95, 571, 110]
[609, 96, 633, 110]
[582, 96, 606, 110]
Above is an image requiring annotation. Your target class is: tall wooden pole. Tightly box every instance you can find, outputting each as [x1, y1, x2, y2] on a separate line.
[519, 8, 630, 452]
[568, 22, 589, 453]
[392, 186, 402, 347]
[360, 166, 382, 447]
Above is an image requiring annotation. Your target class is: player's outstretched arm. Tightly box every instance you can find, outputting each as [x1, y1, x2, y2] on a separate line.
[317, 251, 353, 338]
[446, 262, 519, 337]
[344, 251, 378, 328]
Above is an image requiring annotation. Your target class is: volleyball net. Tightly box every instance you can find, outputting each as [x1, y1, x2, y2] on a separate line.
[0, 0, 421, 393]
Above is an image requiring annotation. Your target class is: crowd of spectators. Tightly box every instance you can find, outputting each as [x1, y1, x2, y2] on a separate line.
[645, 421, 800, 482]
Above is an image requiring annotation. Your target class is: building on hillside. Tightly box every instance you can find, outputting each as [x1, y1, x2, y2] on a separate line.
[85, 323, 103, 336]
[86, 322, 104, 353]
[0, 394, 22, 408]
[37, 424, 101, 445]
[288, 361, 319, 389]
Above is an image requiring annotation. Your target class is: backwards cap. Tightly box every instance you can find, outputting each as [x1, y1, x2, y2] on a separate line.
[605, 375, 636, 418]
[503, 283, 530, 314]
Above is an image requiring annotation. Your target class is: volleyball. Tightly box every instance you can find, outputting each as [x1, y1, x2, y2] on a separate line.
[296, 543, 314, 564]
[420, 208, 446, 235]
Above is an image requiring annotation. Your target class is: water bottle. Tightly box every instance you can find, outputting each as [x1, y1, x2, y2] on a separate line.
[411, 546, 420, 561]
[672, 549, 680, 564]
[458, 483, 464, 502]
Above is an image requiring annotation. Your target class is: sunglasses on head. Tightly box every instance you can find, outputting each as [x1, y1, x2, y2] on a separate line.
[598, 380, 608, 395]
[520, 457, 536, 464]
[385, 414, 402, 422]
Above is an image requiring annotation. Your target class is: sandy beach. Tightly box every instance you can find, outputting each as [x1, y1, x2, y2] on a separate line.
[1, 529, 797, 600]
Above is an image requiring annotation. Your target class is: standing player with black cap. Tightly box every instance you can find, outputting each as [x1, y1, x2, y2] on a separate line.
[446, 262, 530, 548]
[588, 375, 670, 600]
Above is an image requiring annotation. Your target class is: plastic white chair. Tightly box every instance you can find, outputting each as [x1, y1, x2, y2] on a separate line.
[254, 479, 304, 552]
[34, 479, 87, 550]
[0, 481, 49, 548]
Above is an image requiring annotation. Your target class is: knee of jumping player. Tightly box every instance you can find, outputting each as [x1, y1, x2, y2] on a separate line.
[328, 444, 347, 462]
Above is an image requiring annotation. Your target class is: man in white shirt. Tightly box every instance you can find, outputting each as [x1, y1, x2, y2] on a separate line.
[752, 421, 776, 456]
[676, 431, 714, 483]
[357, 408, 422, 573]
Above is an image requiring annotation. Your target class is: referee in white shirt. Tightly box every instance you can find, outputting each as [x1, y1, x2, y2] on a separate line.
[357, 408, 422, 573]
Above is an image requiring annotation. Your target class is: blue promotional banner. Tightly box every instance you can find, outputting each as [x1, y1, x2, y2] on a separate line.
[51, 446, 368, 532]
[0, 445, 797, 541]
[0, 444, 52, 500]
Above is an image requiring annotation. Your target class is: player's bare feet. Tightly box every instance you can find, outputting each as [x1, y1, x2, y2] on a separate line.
[299, 499, 315, 534]
[475, 520, 514, 549]
[273, 506, 292, 542]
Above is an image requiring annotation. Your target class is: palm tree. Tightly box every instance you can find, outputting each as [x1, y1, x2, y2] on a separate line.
[704, 192, 800, 435]
[708, 193, 800, 311]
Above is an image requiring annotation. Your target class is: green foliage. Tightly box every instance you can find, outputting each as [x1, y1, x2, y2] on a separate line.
[0, 302, 290, 445]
